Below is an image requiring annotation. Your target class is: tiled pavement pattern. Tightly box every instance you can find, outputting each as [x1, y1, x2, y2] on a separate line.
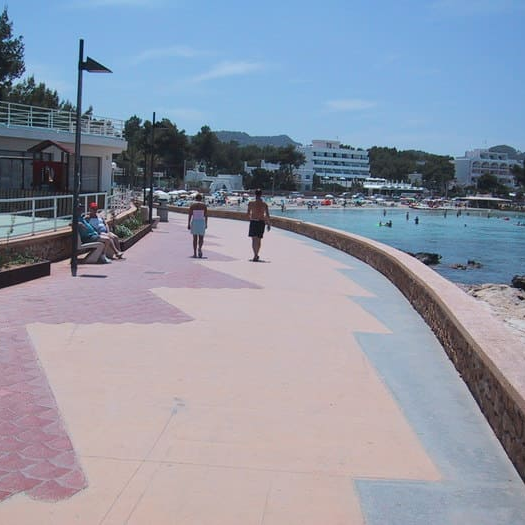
[0, 219, 258, 502]
[0, 211, 524, 524]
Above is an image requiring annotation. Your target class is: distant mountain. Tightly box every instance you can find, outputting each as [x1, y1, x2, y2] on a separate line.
[215, 131, 301, 148]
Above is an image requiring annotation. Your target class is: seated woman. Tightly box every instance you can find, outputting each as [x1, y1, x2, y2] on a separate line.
[86, 202, 124, 259]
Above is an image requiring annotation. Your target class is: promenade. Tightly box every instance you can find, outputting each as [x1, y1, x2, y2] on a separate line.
[0, 211, 524, 524]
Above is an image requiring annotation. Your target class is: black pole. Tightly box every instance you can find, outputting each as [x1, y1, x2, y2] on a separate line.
[71, 39, 84, 277]
[143, 153, 147, 203]
[148, 111, 155, 223]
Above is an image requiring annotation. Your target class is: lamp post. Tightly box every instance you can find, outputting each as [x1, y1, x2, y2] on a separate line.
[148, 111, 156, 224]
[71, 38, 112, 277]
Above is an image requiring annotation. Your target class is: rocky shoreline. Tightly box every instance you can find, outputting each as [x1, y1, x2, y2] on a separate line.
[458, 283, 525, 345]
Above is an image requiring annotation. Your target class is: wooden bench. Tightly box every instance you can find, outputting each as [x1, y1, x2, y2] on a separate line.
[77, 234, 105, 264]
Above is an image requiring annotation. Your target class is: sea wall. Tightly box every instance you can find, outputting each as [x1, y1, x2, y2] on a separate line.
[172, 205, 525, 481]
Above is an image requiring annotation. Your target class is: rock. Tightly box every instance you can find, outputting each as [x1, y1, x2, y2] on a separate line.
[511, 275, 525, 291]
[450, 264, 467, 270]
[467, 260, 482, 268]
[460, 283, 525, 345]
[410, 252, 442, 265]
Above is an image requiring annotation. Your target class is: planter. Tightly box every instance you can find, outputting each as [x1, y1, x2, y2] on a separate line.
[119, 224, 152, 252]
[0, 260, 51, 289]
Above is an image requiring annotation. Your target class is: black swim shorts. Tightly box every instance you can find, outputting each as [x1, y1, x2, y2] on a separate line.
[248, 220, 265, 238]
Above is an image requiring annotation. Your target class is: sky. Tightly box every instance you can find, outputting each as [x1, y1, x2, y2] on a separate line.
[6, 0, 525, 157]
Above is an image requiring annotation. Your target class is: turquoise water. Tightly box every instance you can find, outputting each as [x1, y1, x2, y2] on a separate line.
[274, 207, 525, 285]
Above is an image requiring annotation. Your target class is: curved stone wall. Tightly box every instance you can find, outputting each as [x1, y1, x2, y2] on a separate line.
[172, 206, 525, 481]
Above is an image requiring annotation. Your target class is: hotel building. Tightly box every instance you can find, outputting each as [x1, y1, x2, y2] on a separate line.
[295, 140, 370, 191]
[454, 149, 521, 188]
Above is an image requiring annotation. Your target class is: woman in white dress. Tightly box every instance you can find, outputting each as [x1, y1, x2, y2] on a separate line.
[187, 194, 208, 258]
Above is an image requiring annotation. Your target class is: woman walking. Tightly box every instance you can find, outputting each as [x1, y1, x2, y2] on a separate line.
[188, 193, 208, 258]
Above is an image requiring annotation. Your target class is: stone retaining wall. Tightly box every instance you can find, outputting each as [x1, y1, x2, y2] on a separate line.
[172, 206, 525, 481]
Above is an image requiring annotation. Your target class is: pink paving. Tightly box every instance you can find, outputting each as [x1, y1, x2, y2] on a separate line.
[0, 220, 259, 502]
[2, 212, 524, 525]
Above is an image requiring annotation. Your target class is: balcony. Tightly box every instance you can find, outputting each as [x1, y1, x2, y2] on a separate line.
[0, 101, 124, 139]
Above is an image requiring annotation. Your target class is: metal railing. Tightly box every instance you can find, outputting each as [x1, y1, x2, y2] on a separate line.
[0, 100, 125, 139]
[0, 188, 133, 240]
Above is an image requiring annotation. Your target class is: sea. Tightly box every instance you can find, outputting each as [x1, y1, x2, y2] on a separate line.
[273, 206, 525, 286]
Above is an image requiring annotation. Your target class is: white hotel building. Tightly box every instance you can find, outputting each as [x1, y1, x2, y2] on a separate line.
[454, 149, 521, 188]
[295, 140, 370, 191]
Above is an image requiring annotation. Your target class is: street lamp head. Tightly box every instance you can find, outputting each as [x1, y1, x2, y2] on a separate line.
[83, 56, 112, 73]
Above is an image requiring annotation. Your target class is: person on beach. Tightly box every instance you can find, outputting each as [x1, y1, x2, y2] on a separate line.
[247, 188, 271, 262]
[188, 193, 208, 258]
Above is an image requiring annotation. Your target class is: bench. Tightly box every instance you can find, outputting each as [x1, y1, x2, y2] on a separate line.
[77, 234, 105, 264]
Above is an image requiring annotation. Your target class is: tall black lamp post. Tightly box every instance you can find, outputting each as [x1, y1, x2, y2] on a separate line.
[149, 112, 156, 224]
[71, 38, 112, 277]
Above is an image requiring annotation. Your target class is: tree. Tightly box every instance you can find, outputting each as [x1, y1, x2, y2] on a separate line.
[421, 154, 455, 194]
[7, 75, 57, 106]
[511, 164, 525, 188]
[191, 125, 220, 173]
[154, 118, 189, 184]
[119, 115, 146, 187]
[0, 7, 24, 99]
[244, 168, 273, 190]
[275, 145, 305, 190]
[213, 140, 243, 173]
[476, 173, 509, 196]
[368, 146, 417, 181]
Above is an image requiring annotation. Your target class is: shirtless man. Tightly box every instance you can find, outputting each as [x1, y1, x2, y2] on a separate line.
[247, 188, 271, 262]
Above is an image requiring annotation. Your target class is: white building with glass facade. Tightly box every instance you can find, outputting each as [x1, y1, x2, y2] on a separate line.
[454, 149, 521, 188]
[294, 140, 370, 191]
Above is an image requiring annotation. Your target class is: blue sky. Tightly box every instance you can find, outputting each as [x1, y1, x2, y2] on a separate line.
[7, 0, 525, 157]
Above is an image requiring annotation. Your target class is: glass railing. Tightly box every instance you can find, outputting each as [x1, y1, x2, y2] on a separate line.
[0, 188, 133, 240]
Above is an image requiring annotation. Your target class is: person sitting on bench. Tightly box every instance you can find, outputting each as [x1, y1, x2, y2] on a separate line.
[77, 207, 118, 264]
[86, 202, 124, 258]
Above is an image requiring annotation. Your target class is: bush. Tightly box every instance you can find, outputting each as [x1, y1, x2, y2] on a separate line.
[0, 249, 42, 270]
[114, 211, 145, 239]
[114, 224, 133, 239]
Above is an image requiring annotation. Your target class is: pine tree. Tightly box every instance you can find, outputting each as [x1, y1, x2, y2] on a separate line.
[0, 7, 24, 99]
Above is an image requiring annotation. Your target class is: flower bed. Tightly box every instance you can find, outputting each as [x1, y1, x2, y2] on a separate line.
[0, 259, 51, 289]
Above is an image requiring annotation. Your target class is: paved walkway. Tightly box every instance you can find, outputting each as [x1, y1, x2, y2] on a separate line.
[0, 211, 524, 524]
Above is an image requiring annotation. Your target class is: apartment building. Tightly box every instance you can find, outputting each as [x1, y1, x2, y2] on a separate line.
[454, 149, 521, 188]
[295, 140, 370, 191]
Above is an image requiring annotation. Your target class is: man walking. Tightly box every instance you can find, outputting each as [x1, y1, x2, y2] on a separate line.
[247, 188, 271, 262]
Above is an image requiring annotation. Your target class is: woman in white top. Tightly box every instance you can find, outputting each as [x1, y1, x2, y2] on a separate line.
[187, 194, 208, 258]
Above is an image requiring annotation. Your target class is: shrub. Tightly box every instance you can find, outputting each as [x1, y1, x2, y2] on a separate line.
[0, 249, 42, 270]
[114, 211, 145, 239]
[114, 224, 133, 239]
